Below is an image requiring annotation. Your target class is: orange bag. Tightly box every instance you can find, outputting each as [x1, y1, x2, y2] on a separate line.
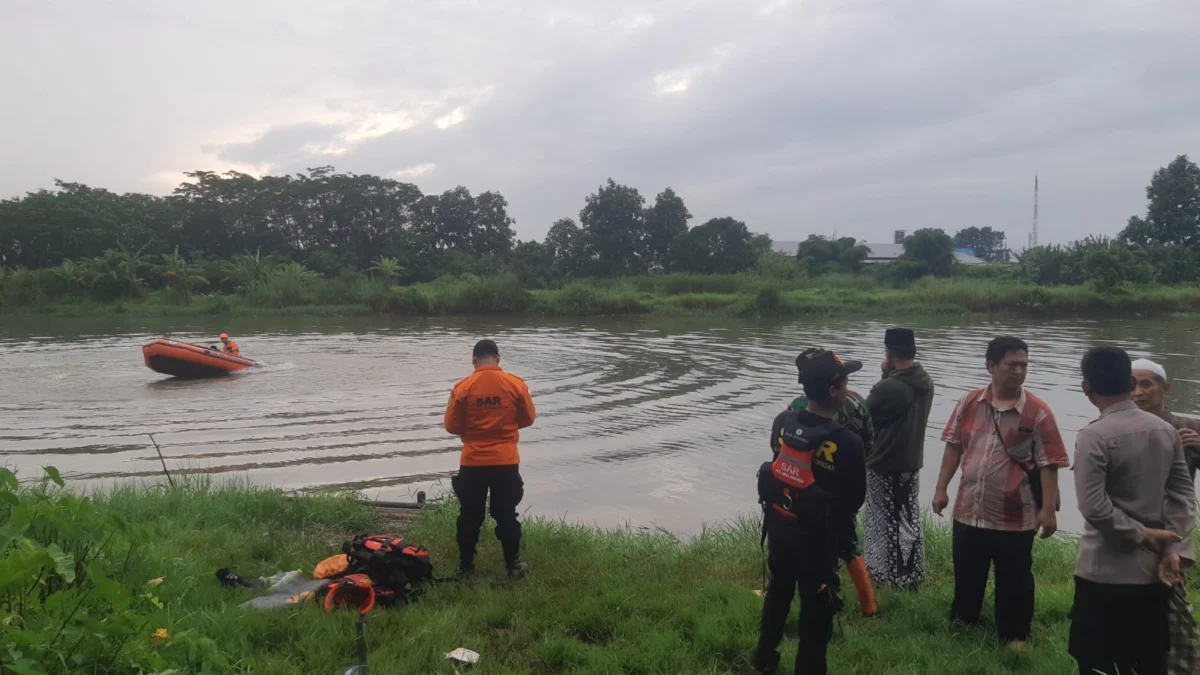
[313, 553, 350, 579]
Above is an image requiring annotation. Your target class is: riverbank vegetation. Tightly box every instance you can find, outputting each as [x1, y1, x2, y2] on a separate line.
[2, 470, 1093, 674]
[4, 155, 1200, 318]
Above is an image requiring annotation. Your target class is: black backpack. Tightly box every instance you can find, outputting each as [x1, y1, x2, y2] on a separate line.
[758, 415, 841, 527]
[343, 535, 435, 606]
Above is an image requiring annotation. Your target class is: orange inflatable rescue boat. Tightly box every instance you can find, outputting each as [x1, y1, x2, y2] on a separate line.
[142, 339, 257, 378]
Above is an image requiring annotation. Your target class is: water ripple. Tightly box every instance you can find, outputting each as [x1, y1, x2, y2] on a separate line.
[3, 315, 1200, 533]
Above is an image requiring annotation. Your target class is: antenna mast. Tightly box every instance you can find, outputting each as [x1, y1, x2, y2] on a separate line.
[1031, 174, 1039, 248]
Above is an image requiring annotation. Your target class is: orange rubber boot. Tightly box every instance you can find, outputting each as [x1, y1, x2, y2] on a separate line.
[847, 556, 878, 617]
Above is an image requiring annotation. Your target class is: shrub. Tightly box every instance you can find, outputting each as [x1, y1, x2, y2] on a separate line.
[538, 282, 650, 315]
[736, 286, 785, 317]
[0, 467, 229, 673]
[874, 260, 929, 286]
[1080, 244, 1157, 290]
[245, 263, 318, 307]
[368, 286, 430, 315]
[424, 274, 532, 314]
[754, 251, 805, 281]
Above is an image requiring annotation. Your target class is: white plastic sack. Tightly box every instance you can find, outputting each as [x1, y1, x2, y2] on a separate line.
[444, 648, 480, 665]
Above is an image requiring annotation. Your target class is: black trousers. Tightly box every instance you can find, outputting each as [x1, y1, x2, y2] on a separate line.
[1069, 576, 1169, 675]
[451, 464, 524, 568]
[950, 521, 1036, 642]
[756, 513, 840, 675]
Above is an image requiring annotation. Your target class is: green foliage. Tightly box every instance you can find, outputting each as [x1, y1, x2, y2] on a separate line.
[795, 236, 869, 276]
[669, 217, 759, 275]
[410, 186, 517, 260]
[643, 188, 692, 272]
[0, 467, 226, 674]
[1119, 154, 1200, 247]
[246, 262, 319, 308]
[875, 260, 930, 286]
[1020, 238, 1159, 289]
[221, 249, 274, 290]
[754, 251, 805, 281]
[8, 474, 1100, 673]
[424, 274, 533, 314]
[736, 285, 785, 317]
[367, 256, 404, 285]
[544, 218, 587, 279]
[506, 240, 551, 289]
[1080, 241, 1157, 290]
[1145, 244, 1200, 284]
[633, 274, 745, 296]
[902, 228, 956, 277]
[535, 281, 651, 315]
[952, 226, 1008, 262]
[579, 179, 648, 276]
[1018, 245, 1078, 286]
[305, 250, 356, 279]
[156, 246, 208, 300]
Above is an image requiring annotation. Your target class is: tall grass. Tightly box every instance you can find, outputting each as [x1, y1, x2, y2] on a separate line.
[2, 477, 1109, 674]
[533, 281, 652, 316]
[9, 267, 1200, 319]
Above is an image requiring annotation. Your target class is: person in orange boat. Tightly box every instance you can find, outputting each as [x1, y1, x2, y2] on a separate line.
[444, 339, 536, 579]
[219, 333, 239, 357]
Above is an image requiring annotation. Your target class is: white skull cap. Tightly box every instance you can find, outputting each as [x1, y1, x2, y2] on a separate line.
[1131, 358, 1167, 381]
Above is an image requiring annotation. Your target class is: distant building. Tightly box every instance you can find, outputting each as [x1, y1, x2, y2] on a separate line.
[772, 240, 986, 265]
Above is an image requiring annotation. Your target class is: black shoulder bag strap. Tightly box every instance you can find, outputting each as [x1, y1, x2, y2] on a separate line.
[991, 410, 1057, 512]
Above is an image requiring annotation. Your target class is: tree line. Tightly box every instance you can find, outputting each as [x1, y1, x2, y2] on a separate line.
[2, 154, 1199, 305]
[0, 169, 772, 287]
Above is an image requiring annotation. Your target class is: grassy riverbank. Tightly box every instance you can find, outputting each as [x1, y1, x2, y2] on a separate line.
[3, 475, 1102, 674]
[7, 273, 1200, 320]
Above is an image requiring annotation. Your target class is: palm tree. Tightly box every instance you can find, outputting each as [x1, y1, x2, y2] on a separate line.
[368, 256, 404, 286]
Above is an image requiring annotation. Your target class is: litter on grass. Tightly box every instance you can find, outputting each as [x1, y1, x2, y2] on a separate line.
[444, 648, 480, 665]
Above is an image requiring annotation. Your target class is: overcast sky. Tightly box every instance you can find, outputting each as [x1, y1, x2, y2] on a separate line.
[2, 0, 1197, 245]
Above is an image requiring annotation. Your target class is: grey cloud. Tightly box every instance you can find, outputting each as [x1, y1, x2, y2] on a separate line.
[1, 0, 1197, 245]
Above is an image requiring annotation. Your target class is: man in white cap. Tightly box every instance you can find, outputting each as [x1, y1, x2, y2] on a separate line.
[1133, 359, 1200, 477]
[1132, 358, 1200, 675]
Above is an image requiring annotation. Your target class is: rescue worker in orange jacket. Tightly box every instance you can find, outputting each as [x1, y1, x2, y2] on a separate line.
[219, 333, 239, 357]
[444, 339, 536, 578]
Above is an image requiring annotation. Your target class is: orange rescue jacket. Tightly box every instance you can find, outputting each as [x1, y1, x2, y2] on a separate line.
[444, 365, 535, 466]
[223, 341, 239, 357]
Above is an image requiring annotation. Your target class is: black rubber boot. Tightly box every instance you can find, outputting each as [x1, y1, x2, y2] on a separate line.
[457, 557, 475, 577]
[751, 648, 780, 674]
[506, 561, 529, 580]
[748, 648, 777, 672]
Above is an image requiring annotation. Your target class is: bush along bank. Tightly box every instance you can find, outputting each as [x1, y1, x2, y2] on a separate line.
[8, 272, 1200, 320]
[0, 468, 1139, 674]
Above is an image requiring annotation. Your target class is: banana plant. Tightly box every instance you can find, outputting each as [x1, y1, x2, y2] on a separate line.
[367, 256, 404, 286]
[223, 249, 272, 290]
[158, 246, 208, 294]
[51, 259, 90, 295]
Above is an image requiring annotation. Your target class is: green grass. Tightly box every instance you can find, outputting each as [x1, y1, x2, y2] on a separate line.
[30, 480, 1114, 674]
[7, 274, 1200, 320]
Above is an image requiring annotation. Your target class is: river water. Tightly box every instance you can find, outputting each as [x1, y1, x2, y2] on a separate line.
[3, 314, 1199, 534]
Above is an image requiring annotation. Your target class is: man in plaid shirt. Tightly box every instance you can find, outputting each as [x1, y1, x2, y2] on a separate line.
[932, 336, 1069, 648]
[1132, 358, 1200, 674]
